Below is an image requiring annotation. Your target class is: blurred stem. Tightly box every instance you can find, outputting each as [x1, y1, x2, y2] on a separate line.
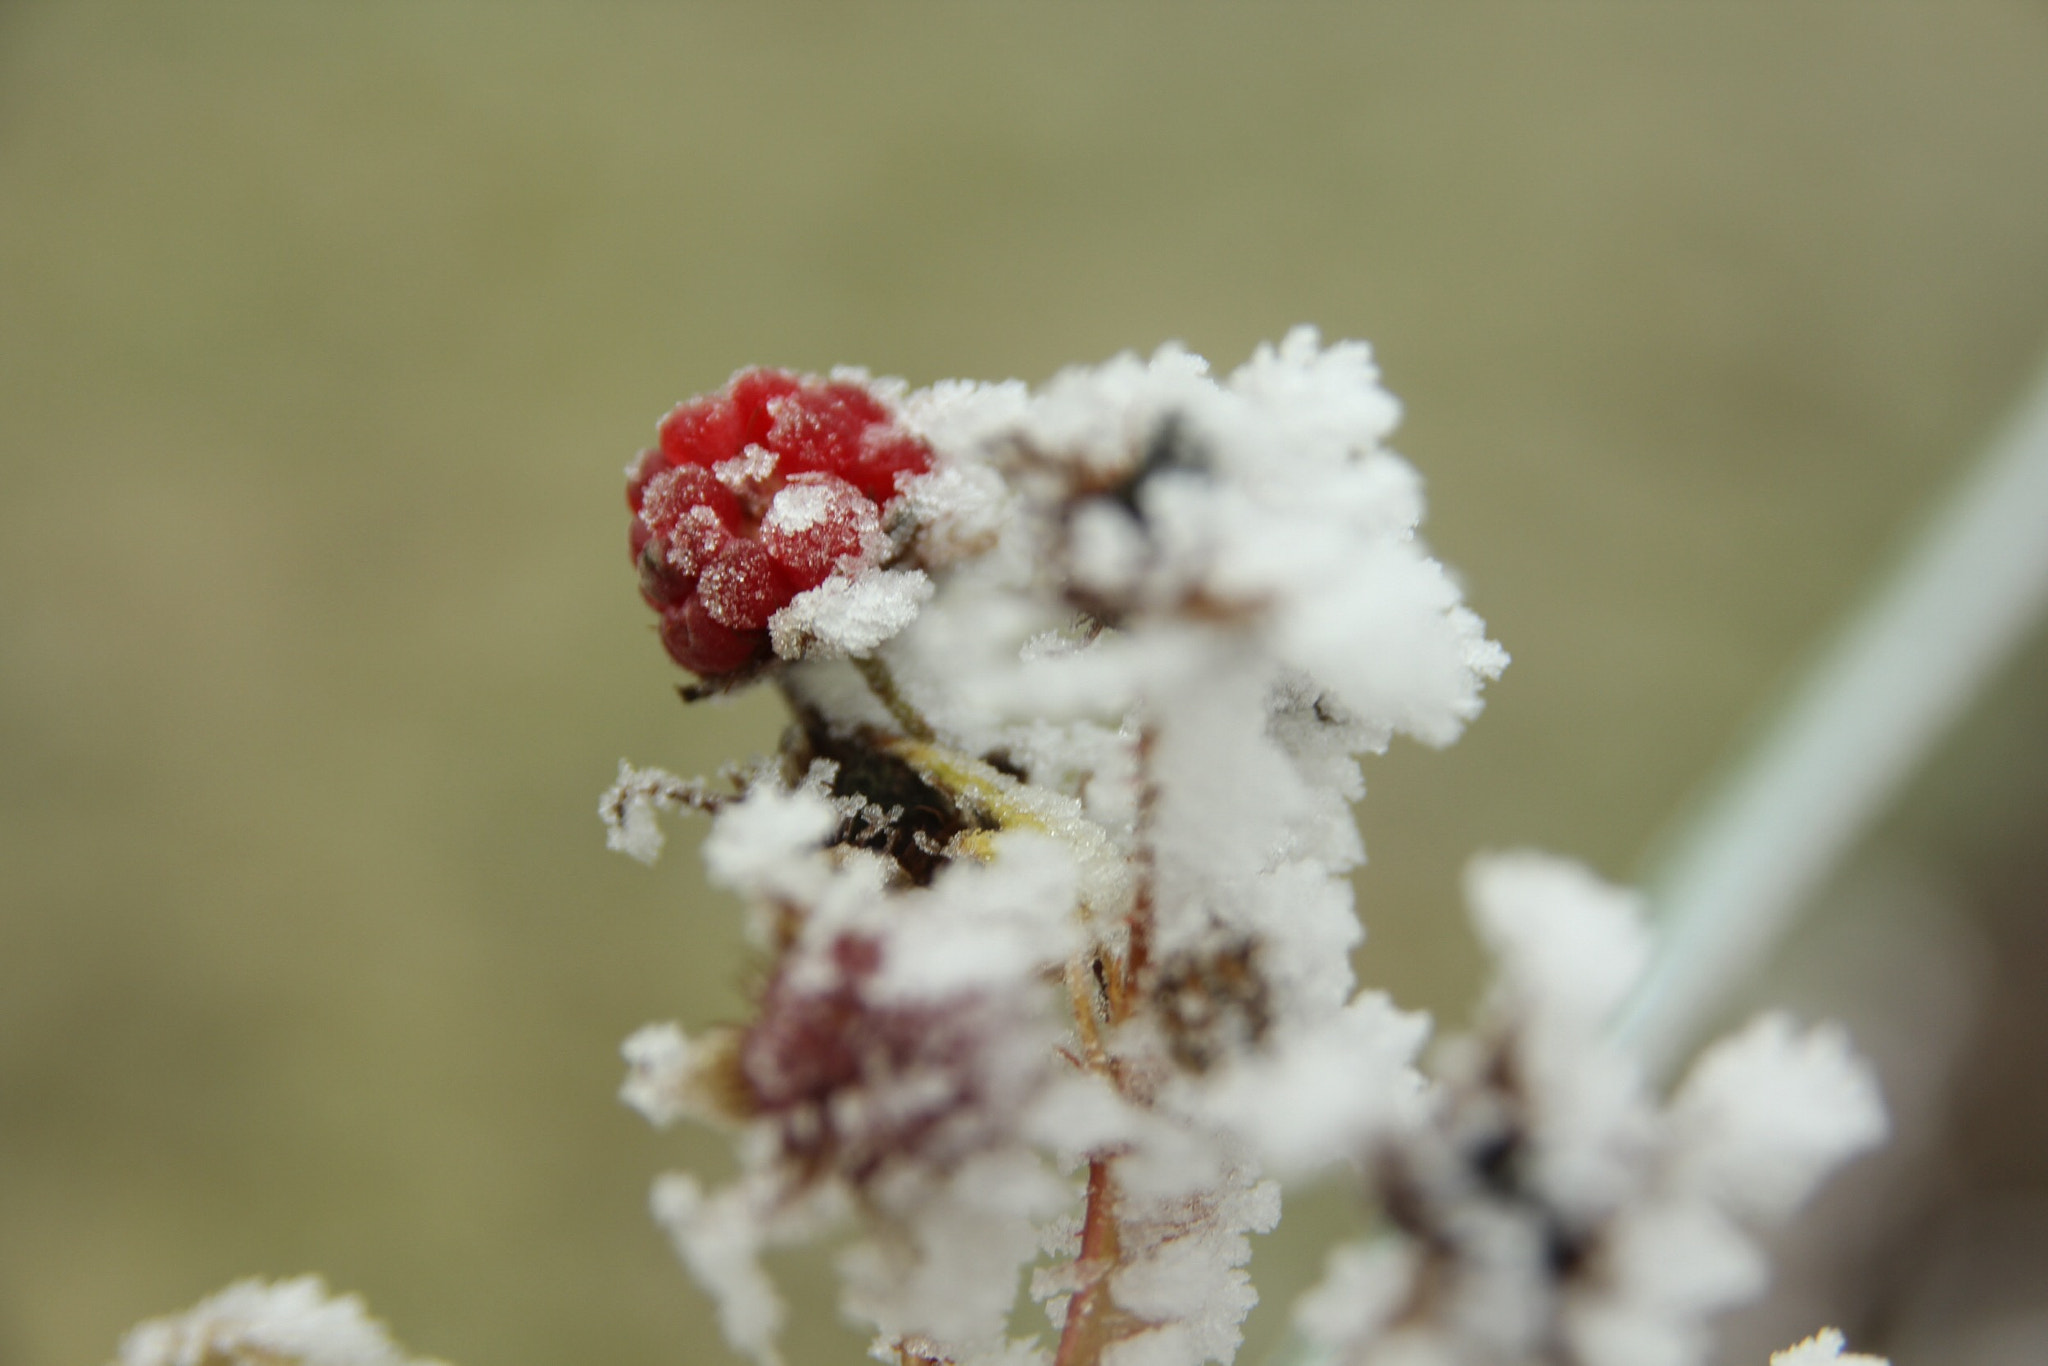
[1615, 356, 2048, 1077]
[855, 654, 935, 741]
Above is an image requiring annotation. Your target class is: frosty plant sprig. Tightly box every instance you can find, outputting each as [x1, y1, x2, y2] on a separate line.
[114, 331, 1894, 1366]
[596, 331, 1888, 1366]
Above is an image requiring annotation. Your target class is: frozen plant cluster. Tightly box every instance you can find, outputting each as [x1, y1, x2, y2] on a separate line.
[111, 332, 1893, 1366]
[598, 332, 1892, 1366]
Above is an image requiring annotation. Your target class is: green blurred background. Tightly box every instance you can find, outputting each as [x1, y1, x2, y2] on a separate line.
[4, 4, 2047, 1364]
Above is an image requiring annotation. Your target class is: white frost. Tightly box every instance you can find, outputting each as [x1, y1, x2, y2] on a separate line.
[619, 1021, 709, 1129]
[701, 782, 840, 895]
[600, 761, 715, 865]
[1666, 1013, 1889, 1223]
[1294, 1240, 1417, 1351]
[1177, 992, 1431, 1178]
[1467, 851, 1651, 1026]
[116, 1277, 437, 1366]
[1770, 1328, 1890, 1366]
[651, 1174, 788, 1366]
[771, 568, 934, 659]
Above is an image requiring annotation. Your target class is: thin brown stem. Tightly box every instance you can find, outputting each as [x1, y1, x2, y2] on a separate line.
[1066, 956, 1110, 1069]
[1123, 722, 1160, 1004]
[1098, 950, 1131, 1028]
[1053, 1158, 1130, 1366]
[881, 1336, 956, 1366]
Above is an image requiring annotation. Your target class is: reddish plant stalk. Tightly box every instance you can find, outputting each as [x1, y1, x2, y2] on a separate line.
[1052, 1157, 1128, 1366]
[1124, 723, 1161, 996]
[1051, 726, 1162, 1366]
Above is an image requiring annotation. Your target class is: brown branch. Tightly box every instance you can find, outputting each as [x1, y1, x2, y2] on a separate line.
[1122, 722, 1161, 1009]
[1053, 1158, 1135, 1366]
[1066, 956, 1110, 1070]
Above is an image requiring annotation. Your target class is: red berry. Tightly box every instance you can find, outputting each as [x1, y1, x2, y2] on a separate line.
[642, 465, 741, 549]
[659, 598, 767, 676]
[760, 473, 879, 590]
[626, 447, 668, 512]
[736, 932, 1000, 1179]
[729, 369, 802, 434]
[627, 367, 935, 679]
[656, 394, 743, 468]
[850, 428, 937, 504]
[767, 382, 883, 476]
[698, 538, 790, 631]
[638, 542, 693, 609]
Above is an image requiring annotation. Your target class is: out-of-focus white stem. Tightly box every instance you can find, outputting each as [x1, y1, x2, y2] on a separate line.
[1616, 359, 2048, 1077]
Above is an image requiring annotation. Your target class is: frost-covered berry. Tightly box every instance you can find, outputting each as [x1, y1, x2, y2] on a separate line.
[628, 369, 933, 677]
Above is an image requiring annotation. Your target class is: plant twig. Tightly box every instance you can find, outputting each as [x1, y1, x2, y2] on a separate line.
[855, 654, 936, 741]
[1053, 1159, 1133, 1366]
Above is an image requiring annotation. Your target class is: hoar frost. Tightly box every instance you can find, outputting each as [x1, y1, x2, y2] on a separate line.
[109, 331, 1897, 1366]
[115, 1277, 442, 1366]
[595, 332, 1891, 1366]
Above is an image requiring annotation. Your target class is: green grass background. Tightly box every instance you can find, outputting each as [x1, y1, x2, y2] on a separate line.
[3, 4, 2047, 1364]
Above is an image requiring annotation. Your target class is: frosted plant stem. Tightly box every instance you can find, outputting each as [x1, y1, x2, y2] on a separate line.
[1054, 1158, 1128, 1366]
[855, 654, 937, 741]
[1615, 358, 2048, 1078]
